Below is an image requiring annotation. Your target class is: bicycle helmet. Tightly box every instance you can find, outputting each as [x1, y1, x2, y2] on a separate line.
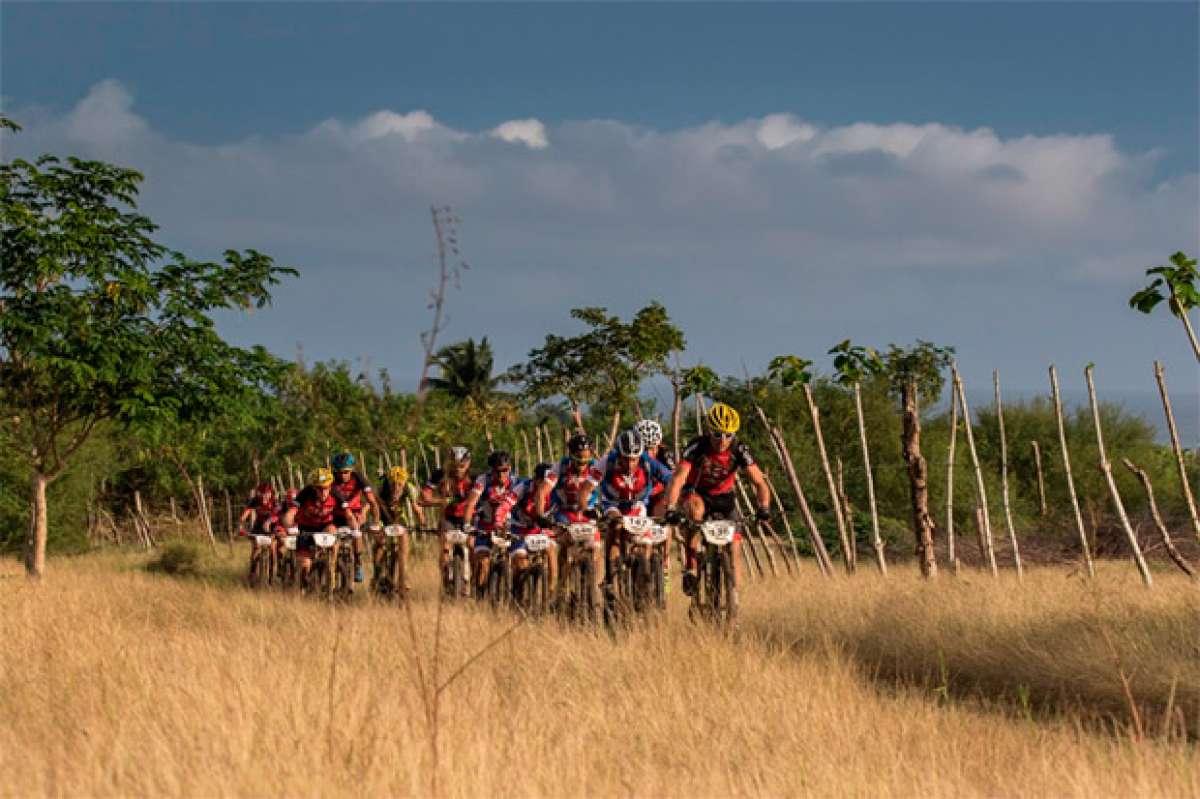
[704, 402, 740, 435]
[256, 481, 274, 496]
[388, 466, 409, 485]
[616, 429, 645, 458]
[331, 452, 355, 471]
[633, 419, 663, 450]
[310, 467, 334, 487]
[568, 432, 593, 457]
[448, 445, 471, 463]
[284, 488, 299, 503]
[487, 450, 512, 470]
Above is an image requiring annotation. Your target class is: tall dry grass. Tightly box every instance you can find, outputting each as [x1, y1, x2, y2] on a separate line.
[1, 550, 1196, 798]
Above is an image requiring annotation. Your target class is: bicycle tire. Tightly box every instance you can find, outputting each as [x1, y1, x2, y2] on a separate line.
[579, 555, 596, 625]
[651, 550, 665, 610]
[721, 546, 738, 626]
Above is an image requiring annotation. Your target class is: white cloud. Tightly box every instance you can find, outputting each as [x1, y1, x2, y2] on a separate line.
[8, 80, 1198, 391]
[491, 118, 548, 149]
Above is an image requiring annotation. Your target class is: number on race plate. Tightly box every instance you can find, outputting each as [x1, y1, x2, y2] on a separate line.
[253, 535, 273, 547]
[312, 533, 337, 549]
[284, 536, 298, 551]
[445, 529, 469, 545]
[568, 522, 597, 546]
[524, 533, 550, 553]
[384, 525, 406, 537]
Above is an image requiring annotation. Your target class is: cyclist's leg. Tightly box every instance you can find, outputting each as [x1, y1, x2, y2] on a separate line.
[471, 532, 492, 590]
[650, 493, 672, 584]
[602, 507, 622, 586]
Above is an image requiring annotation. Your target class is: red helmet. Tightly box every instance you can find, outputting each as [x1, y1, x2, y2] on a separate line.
[284, 488, 299, 503]
[257, 482, 274, 496]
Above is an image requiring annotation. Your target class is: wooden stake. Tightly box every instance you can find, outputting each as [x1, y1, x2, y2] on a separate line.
[953, 365, 998, 577]
[737, 474, 781, 576]
[285, 457, 296, 490]
[854, 383, 887, 576]
[1154, 361, 1200, 545]
[169, 496, 180, 526]
[224, 489, 235, 544]
[946, 385, 959, 574]
[196, 474, 218, 553]
[1121, 459, 1197, 580]
[1049, 365, 1095, 578]
[835, 457, 857, 572]
[994, 370, 1024, 578]
[764, 471, 803, 567]
[732, 486, 769, 578]
[770, 421, 835, 577]
[803, 384, 853, 572]
[1031, 440, 1047, 517]
[1084, 364, 1152, 587]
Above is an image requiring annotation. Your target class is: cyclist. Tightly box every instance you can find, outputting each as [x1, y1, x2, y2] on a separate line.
[633, 418, 676, 591]
[238, 481, 284, 577]
[373, 465, 420, 595]
[505, 462, 558, 598]
[599, 429, 672, 590]
[281, 468, 339, 587]
[330, 453, 378, 583]
[664, 402, 771, 596]
[421, 445, 475, 590]
[534, 432, 604, 595]
[459, 450, 519, 595]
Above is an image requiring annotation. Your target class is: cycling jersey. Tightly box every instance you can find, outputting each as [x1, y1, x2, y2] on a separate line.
[544, 456, 603, 512]
[424, 472, 474, 523]
[331, 471, 373, 512]
[378, 478, 421, 526]
[680, 435, 755, 496]
[647, 445, 675, 498]
[598, 451, 673, 513]
[244, 493, 281, 520]
[505, 478, 542, 533]
[467, 472, 519, 531]
[292, 486, 337, 528]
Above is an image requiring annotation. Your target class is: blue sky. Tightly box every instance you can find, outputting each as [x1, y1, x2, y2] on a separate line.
[3, 2, 1199, 405]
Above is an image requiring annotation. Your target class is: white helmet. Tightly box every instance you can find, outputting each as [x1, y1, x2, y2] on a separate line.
[633, 419, 663, 450]
[616, 429, 645, 458]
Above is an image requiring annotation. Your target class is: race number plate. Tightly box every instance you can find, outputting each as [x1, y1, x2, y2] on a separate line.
[253, 535, 272, 547]
[283, 536, 298, 551]
[312, 533, 337, 549]
[567, 522, 598, 546]
[524, 533, 550, 553]
[384, 525, 406, 538]
[445, 529, 469, 546]
[336, 527, 361, 540]
[622, 515, 654, 535]
[700, 520, 737, 546]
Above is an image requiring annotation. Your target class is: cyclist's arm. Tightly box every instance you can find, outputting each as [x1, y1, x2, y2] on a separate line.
[665, 460, 692, 509]
[744, 462, 771, 512]
[281, 506, 298, 528]
[460, 485, 484, 529]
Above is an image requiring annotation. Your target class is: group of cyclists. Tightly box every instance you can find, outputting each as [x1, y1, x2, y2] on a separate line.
[238, 401, 775, 611]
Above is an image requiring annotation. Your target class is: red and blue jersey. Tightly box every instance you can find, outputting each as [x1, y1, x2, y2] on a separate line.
[468, 472, 519, 531]
[598, 451, 673, 513]
[545, 456, 602, 512]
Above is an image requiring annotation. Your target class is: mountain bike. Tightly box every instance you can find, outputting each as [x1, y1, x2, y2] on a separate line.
[558, 520, 600, 625]
[688, 519, 739, 627]
[277, 531, 298, 589]
[443, 528, 471, 599]
[246, 533, 275, 588]
[479, 530, 513, 609]
[512, 531, 552, 618]
[614, 515, 668, 617]
[302, 531, 338, 597]
[331, 527, 359, 600]
[372, 524, 408, 603]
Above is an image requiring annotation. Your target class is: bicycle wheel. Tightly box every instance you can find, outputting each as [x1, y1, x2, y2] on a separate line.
[578, 555, 596, 625]
[247, 549, 263, 588]
[651, 550, 665, 610]
[451, 551, 466, 599]
[530, 563, 548, 618]
[335, 550, 353, 600]
[720, 546, 738, 626]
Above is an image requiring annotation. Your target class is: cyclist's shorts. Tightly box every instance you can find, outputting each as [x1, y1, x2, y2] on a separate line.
[683, 488, 736, 521]
[296, 524, 332, 553]
[472, 532, 492, 553]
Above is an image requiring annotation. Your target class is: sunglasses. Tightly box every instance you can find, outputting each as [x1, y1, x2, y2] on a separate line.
[710, 432, 735, 440]
[337, 469, 352, 475]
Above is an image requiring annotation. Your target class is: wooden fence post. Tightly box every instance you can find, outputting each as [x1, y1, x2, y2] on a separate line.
[946, 386, 960, 574]
[1122, 459, 1197, 580]
[1154, 361, 1200, 545]
[803, 384, 853, 572]
[952, 365, 998, 577]
[1085, 364, 1152, 587]
[994, 370, 1024, 578]
[1031, 440, 1047, 517]
[854, 382, 887, 576]
[1049, 365, 1095, 578]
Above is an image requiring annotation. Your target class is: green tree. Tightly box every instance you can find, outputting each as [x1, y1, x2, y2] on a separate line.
[1, 149, 294, 577]
[1129, 251, 1200, 364]
[427, 337, 514, 449]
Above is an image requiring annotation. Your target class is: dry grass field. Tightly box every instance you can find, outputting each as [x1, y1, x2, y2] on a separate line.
[1, 545, 1197, 798]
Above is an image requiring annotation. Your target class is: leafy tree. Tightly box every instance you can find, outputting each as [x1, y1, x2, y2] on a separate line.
[1, 148, 294, 577]
[427, 337, 514, 449]
[881, 341, 955, 405]
[1129, 251, 1200, 363]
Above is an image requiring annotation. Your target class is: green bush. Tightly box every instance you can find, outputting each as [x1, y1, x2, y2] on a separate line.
[147, 541, 207, 578]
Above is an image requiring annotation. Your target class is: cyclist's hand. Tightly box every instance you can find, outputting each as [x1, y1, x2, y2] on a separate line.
[664, 508, 685, 526]
[754, 508, 772, 524]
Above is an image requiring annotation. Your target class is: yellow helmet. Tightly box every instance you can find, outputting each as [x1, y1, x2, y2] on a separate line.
[388, 466, 409, 485]
[310, 467, 334, 487]
[705, 402, 741, 434]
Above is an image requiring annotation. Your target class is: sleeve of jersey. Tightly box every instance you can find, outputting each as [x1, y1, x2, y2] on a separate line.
[681, 440, 704, 467]
[651, 459, 674, 486]
[356, 473, 373, 493]
[469, 475, 487, 498]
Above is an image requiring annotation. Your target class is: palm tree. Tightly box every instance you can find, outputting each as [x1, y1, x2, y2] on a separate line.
[427, 337, 510, 449]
